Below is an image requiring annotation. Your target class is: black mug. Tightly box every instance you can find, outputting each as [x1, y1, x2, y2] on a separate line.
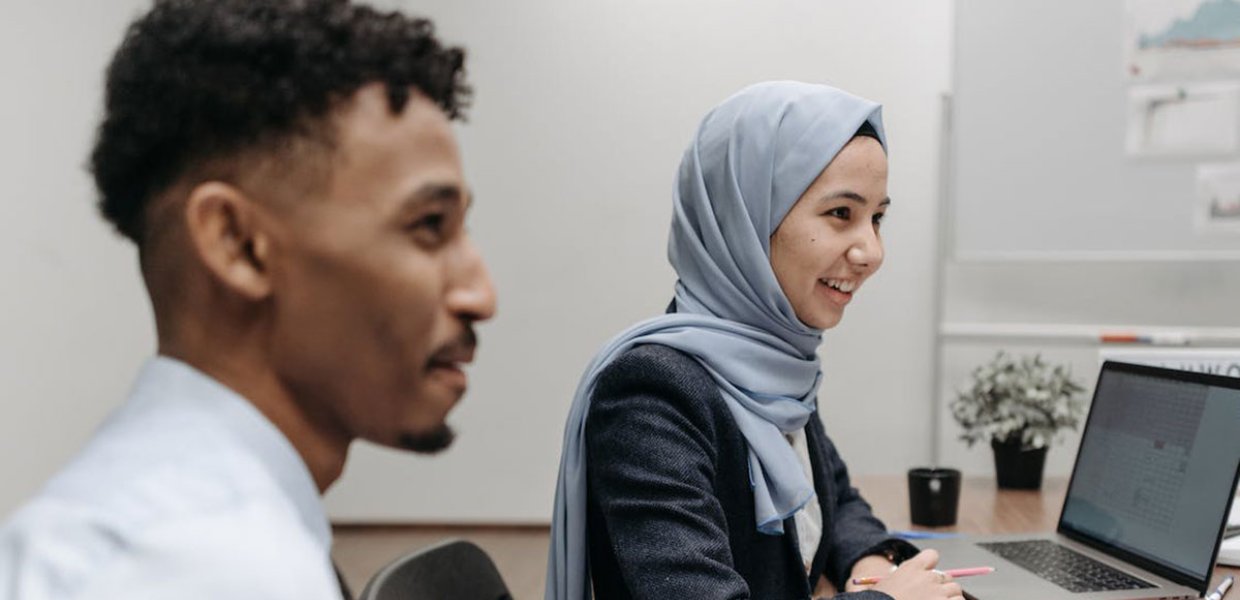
[907, 467, 961, 527]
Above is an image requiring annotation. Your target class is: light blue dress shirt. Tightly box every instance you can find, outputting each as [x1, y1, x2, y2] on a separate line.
[0, 357, 343, 599]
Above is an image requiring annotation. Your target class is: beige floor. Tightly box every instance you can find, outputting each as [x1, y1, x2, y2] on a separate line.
[332, 525, 550, 599]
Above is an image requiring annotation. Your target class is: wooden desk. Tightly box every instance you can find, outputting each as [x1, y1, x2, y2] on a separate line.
[854, 475, 1238, 589]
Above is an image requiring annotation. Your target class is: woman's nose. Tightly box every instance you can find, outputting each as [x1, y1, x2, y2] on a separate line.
[845, 229, 884, 271]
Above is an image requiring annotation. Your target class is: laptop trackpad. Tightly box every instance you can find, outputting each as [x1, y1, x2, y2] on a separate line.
[924, 536, 1089, 600]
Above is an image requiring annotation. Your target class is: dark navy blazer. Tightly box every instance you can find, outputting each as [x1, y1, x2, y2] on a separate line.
[585, 344, 918, 599]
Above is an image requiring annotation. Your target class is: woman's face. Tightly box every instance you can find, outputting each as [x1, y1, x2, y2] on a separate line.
[770, 136, 888, 330]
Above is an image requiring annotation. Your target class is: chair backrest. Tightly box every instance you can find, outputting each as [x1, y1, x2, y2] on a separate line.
[358, 538, 513, 600]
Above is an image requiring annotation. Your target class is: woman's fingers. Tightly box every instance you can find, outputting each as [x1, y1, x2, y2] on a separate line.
[873, 549, 972, 600]
[904, 549, 940, 569]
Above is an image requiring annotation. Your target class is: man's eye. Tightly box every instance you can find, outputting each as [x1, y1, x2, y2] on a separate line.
[407, 213, 451, 245]
[411, 213, 446, 233]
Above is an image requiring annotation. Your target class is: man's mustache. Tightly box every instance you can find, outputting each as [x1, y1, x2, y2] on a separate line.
[429, 328, 478, 364]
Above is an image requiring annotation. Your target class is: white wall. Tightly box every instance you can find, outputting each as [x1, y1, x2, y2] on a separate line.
[332, 0, 957, 522]
[0, 0, 156, 516]
[0, 1, 954, 523]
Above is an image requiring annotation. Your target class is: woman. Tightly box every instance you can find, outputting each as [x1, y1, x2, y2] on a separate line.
[546, 82, 964, 600]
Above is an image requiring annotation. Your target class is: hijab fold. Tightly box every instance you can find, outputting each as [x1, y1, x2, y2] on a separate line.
[545, 81, 884, 600]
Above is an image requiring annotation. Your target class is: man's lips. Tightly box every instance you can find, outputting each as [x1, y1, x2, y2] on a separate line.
[427, 361, 469, 391]
[428, 328, 478, 367]
[426, 330, 478, 390]
[428, 347, 475, 368]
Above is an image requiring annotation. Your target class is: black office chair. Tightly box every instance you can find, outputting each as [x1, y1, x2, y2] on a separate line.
[358, 539, 513, 600]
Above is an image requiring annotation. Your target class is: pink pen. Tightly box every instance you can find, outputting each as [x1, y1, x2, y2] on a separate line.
[851, 566, 995, 586]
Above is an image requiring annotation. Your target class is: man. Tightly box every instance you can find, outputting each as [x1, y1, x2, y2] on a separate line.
[0, 1, 495, 598]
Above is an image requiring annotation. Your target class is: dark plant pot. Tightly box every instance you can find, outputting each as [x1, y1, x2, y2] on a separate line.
[991, 438, 1048, 490]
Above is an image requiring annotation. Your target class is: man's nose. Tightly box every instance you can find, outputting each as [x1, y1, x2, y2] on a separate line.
[446, 236, 497, 322]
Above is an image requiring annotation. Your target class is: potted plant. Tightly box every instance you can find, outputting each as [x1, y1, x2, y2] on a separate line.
[950, 352, 1087, 490]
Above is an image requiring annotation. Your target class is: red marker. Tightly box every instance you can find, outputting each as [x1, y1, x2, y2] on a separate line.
[1099, 332, 1189, 345]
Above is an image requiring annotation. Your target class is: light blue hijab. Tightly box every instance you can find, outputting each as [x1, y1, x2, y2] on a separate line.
[545, 81, 885, 600]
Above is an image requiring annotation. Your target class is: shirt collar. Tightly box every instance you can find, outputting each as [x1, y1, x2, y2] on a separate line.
[132, 356, 333, 551]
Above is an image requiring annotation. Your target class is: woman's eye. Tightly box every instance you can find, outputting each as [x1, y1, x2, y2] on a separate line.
[873, 212, 886, 227]
[825, 206, 851, 220]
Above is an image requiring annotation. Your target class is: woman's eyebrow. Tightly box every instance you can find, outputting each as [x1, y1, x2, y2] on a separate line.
[823, 190, 892, 206]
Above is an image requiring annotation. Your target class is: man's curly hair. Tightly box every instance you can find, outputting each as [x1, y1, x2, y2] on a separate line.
[90, 0, 471, 247]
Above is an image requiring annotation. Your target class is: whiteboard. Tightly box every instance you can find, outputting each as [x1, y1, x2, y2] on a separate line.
[951, 0, 1240, 260]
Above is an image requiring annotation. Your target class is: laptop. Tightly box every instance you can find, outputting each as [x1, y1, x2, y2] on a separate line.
[927, 360, 1240, 600]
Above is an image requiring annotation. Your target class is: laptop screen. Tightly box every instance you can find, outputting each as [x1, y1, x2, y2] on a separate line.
[1059, 362, 1240, 583]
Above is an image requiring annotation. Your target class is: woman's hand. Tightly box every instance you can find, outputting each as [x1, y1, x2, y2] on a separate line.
[867, 550, 964, 600]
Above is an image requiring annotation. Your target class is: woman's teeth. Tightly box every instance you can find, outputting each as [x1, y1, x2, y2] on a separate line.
[820, 278, 857, 293]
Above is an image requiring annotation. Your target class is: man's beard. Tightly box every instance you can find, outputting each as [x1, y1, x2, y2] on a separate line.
[398, 423, 456, 454]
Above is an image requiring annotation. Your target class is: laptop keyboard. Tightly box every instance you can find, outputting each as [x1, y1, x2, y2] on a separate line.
[977, 540, 1155, 593]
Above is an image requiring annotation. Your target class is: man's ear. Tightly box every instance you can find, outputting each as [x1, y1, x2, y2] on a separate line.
[183, 182, 273, 301]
